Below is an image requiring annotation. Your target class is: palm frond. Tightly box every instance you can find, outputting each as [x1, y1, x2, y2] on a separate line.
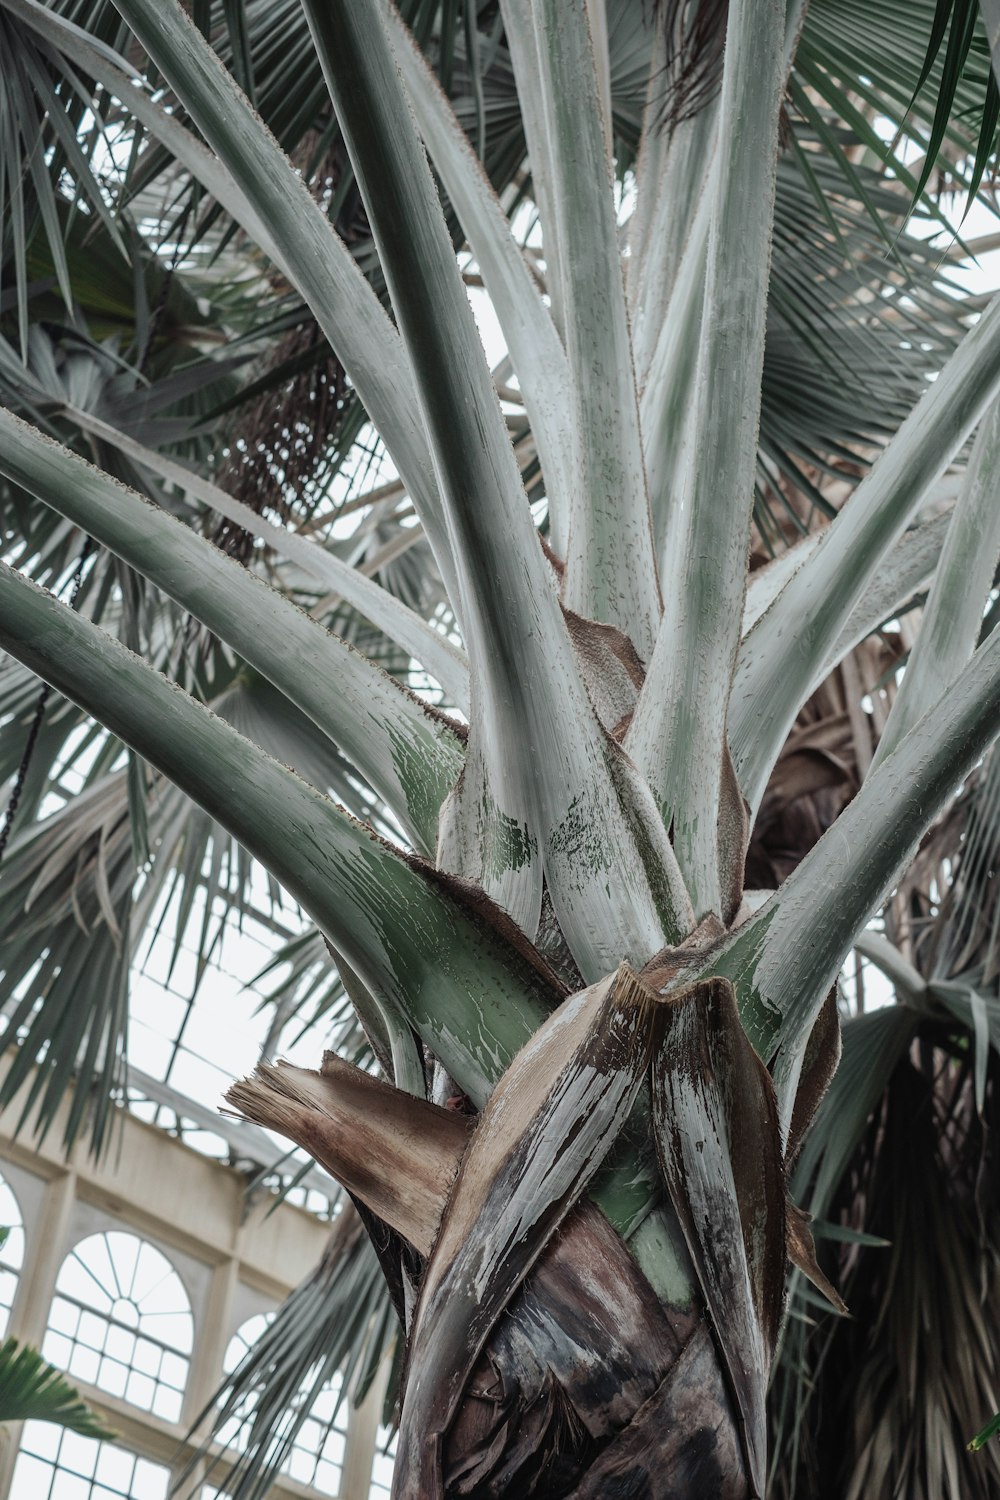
[0, 1338, 116, 1438]
[774, 1042, 1000, 1500]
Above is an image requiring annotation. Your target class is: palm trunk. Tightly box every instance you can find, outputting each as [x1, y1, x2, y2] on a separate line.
[439, 1213, 745, 1498]
[227, 961, 827, 1500]
[230, 1062, 748, 1499]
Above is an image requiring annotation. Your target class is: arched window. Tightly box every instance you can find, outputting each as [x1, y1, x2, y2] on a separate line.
[0, 1168, 25, 1337]
[220, 1314, 348, 1495]
[217, 1312, 273, 1455]
[9, 1423, 170, 1500]
[43, 1231, 193, 1422]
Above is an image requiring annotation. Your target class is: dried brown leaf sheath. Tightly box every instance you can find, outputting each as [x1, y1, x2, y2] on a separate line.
[562, 606, 646, 738]
[567, 1321, 747, 1500]
[785, 986, 842, 1164]
[229, 1041, 728, 1492]
[228, 971, 784, 1497]
[651, 976, 786, 1499]
[393, 963, 659, 1497]
[443, 1197, 715, 1497]
[225, 1054, 470, 1255]
[785, 1199, 848, 1315]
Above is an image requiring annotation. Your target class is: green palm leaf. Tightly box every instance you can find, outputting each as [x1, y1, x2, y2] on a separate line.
[0, 1337, 115, 1438]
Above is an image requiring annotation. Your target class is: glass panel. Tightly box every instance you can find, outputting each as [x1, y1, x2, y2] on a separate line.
[10, 1427, 169, 1500]
[44, 1232, 192, 1419]
[369, 1424, 398, 1498]
[219, 1314, 348, 1495]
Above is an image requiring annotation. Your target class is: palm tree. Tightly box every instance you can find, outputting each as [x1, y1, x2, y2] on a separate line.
[3, 0, 1000, 1495]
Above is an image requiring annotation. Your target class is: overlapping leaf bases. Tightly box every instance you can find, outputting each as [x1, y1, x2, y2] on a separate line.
[393, 966, 659, 1495]
[651, 977, 787, 1496]
[230, 964, 837, 1499]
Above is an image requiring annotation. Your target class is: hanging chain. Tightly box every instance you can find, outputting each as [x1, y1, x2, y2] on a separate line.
[0, 537, 96, 866]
